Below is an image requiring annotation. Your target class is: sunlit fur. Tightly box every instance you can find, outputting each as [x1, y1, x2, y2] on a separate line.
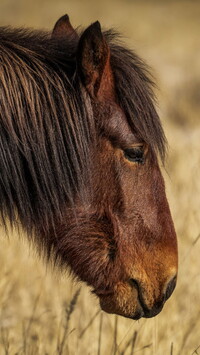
[0, 21, 177, 319]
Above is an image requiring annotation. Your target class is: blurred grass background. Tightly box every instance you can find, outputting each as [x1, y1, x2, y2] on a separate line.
[0, 0, 200, 354]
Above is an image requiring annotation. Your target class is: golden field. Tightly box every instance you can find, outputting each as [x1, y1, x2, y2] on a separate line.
[0, 0, 200, 354]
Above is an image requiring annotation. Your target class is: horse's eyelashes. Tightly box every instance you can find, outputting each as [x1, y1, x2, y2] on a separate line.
[124, 147, 144, 164]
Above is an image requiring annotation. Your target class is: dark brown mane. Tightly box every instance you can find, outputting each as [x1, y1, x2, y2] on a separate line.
[106, 30, 166, 162]
[0, 26, 166, 233]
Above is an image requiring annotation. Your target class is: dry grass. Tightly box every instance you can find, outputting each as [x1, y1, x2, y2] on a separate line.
[0, 0, 200, 354]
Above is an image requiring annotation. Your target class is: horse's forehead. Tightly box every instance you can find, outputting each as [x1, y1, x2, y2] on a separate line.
[99, 102, 139, 146]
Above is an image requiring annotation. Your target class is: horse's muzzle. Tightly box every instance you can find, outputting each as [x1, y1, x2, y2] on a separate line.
[129, 275, 177, 319]
[98, 274, 177, 320]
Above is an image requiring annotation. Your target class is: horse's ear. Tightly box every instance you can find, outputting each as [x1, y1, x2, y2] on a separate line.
[77, 21, 115, 101]
[52, 14, 78, 40]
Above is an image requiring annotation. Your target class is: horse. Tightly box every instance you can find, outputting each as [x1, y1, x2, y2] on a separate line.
[0, 14, 178, 319]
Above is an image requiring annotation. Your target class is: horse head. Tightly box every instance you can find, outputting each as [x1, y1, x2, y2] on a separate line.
[52, 16, 178, 319]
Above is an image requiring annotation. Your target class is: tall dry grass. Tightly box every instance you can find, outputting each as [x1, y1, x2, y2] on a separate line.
[0, 1, 199, 354]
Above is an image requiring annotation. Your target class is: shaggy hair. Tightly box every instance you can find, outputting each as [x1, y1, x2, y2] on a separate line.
[0, 26, 166, 236]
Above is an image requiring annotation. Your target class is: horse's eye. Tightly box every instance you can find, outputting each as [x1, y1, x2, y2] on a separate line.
[124, 146, 144, 164]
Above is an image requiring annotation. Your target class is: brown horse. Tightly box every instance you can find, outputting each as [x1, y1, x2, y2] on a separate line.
[0, 15, 178, 319]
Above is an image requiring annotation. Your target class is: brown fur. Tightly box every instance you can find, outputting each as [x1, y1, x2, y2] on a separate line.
[0, 16, 178, 319]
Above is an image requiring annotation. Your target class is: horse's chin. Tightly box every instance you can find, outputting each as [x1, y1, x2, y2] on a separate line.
[99, 294, 144, 320]
[94, 283, 144, 320]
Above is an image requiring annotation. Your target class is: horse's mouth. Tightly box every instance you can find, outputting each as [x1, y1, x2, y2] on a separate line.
[92, 284, 164, 320]
[92, 287, 145, 320]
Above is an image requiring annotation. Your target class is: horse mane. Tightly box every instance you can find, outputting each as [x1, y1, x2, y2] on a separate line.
[0, 26, 166, 236]
[106, 30, 166, 161]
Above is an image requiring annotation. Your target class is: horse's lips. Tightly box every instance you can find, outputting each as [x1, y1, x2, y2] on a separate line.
[94, 286, 165, 319]
[93, 288, 145, 320]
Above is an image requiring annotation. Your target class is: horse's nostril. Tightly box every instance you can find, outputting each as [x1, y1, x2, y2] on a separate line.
[165, 276, 177, 301]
